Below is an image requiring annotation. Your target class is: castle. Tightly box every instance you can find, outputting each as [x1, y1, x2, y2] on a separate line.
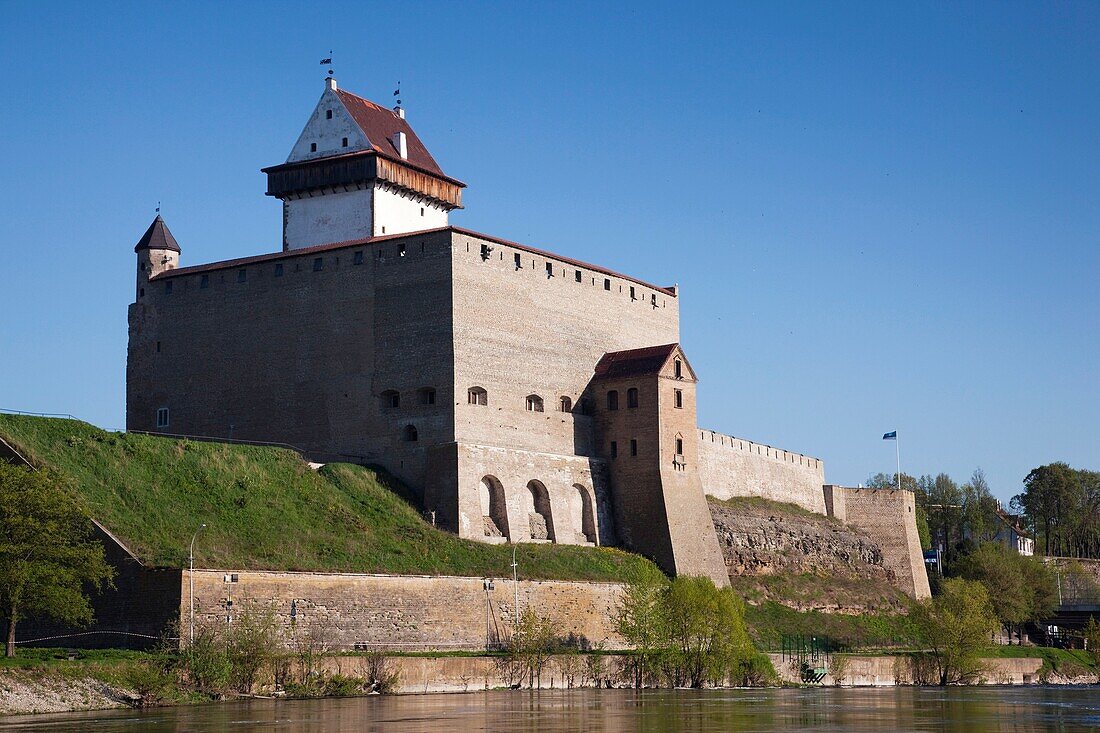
[127, 78, 929, 597]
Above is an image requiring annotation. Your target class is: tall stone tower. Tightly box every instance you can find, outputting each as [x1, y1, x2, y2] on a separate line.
[262, 77, 466, 250]
[592, 344, 729, 586]
[133, 215, 180, 300]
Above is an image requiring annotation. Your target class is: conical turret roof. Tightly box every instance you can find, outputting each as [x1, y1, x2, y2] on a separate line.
[134, 215, 180, 253]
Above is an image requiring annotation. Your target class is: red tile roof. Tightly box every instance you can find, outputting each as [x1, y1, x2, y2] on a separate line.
[134, 215, 180, 253]
[335, 89, 446, 178]
[153, 226, 679, 298]
[594, 344, 681, 379]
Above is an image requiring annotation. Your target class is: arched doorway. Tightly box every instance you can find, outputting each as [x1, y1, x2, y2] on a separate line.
[572, 484, 597, 544]
[526, 480, 555, 542]
[480, 476, 509, 539]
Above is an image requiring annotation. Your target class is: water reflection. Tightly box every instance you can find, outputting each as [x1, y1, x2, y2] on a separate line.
[2, 687, 1099, 732]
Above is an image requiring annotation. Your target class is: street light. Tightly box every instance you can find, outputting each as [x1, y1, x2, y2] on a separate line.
[189, 523, 206, 645]
[511, 544, 519, 626]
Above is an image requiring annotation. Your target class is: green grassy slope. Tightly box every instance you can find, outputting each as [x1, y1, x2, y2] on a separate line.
[0, 414, 662, 583]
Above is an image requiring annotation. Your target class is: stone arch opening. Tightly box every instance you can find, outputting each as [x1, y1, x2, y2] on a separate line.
[479, 476, 509, 539]
[526, 480, 555, 542]
[572, 484, 597, 544]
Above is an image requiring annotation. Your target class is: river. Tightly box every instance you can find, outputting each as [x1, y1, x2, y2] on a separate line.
[1, 687, 1098, 732]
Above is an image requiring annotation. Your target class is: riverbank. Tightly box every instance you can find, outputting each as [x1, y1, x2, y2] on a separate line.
[2, 648, 1096, 716]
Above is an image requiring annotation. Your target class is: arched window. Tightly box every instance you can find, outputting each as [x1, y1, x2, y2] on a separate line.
[571, 485, 597, 544]
[675, 434, 684, 455]
[607, 390, 619, 411]
[559, 396, 572, 412]
[674, 359, 683, 379]
[381, 390, 400, 409]
[526, 480, 555, 541]
[480, 476, 509, 539]
[526, 394, 544, 412]
[402, 425, 418, 442]
[418, 387, 436, 405]
[627, 388, 639, 408]
[467, 386, 488, 406]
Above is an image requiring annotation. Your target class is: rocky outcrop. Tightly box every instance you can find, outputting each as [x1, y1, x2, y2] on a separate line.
[709, 497, 909, 613]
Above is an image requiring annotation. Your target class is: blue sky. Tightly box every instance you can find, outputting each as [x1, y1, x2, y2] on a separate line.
[1, 2, 1097, 500]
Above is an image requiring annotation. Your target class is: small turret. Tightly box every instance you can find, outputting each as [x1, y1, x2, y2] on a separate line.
[134, 215, 180, 300]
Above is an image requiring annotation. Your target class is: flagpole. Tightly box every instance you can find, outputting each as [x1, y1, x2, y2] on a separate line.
[895, 434, 901, 491]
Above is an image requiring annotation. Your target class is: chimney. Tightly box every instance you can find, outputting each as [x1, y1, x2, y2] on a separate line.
[325, 76, 338, 91]
[394, 131, 408, 159]
[395, 106, 405, 119]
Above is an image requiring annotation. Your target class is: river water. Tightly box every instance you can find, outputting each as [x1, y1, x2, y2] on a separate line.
[2, 687, 1099, 732]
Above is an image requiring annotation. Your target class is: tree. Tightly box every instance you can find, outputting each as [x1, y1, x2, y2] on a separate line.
[0, 462, 114, 657]
[614, 574, 668, 687]
[920, 474, 964, 567]
[909, 578, 999, 685]
[1017, 463, 1079, 556]
[961, 469, 1000, 545]
[509, 607, 557, 688]
[661, 576, 753, 688]
[1084, 617, 1100, 672]
[955, 543, 1056, 643]
[614, 575, 760, 689]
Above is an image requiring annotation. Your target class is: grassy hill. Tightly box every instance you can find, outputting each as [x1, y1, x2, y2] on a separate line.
[0, 414, 662, 583]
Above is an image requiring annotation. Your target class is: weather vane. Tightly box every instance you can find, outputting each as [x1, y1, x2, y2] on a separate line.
[320, 51, 334, 76]
[393, 81, 401, 107]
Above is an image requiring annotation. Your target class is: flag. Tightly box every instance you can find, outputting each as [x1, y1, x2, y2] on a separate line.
[393, 88, 400, 96]
[320, 58, 332, 65]
[883, 431, 897, 440]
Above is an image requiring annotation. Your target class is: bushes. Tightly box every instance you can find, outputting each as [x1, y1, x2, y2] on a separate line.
[173, 609, 399, 698]
[614, 575, 771, 688]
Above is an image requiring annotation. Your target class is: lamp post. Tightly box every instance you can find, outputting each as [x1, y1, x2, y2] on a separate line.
[511, 544, 520, 626]
[189, 523, 206, 645]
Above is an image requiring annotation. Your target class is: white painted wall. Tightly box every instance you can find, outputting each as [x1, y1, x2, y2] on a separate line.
[287, 84, 370, 163]
[284, 188, 373, 249]
[371, 184, 448, 236]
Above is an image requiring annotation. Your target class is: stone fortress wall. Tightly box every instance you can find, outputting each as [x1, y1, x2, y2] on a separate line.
[824, 485, 931, 598]
[697, 428, 827, 513]
[444, 229, 680, 547]
[126, 77, 929, 598]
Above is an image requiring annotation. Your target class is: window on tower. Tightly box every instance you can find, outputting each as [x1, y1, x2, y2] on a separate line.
[310, 142, 317, 152]
[326, 109, 333, 119]
[342, 137, 348, 147]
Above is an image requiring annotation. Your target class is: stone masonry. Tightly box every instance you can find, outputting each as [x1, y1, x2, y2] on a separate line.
[125, 78, 928, 594]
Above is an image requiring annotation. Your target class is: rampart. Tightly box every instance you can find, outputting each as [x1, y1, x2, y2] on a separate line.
[183, 569, 626, 651]
[697, 429, 826, 514]
[825, 485, 931, 599]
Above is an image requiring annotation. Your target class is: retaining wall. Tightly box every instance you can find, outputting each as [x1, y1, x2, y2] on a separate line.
[183, 569, 626, 651]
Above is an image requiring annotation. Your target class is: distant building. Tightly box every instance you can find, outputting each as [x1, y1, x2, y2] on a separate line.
[994, 507, 1034, 556]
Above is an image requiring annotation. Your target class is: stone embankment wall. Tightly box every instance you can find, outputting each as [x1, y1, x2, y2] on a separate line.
[697, 429, 826, 514]
[767, 655, 1045, 687]
[183, 570, 625, 651]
